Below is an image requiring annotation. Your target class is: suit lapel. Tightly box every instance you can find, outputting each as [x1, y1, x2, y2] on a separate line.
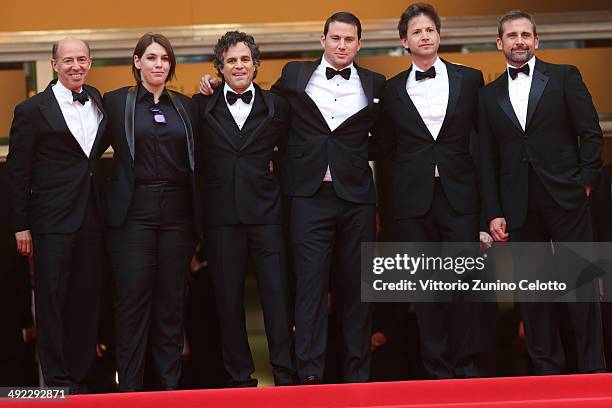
[204, 85, 240, 151]
[240, 85, 274, 152]
[438, 61, 462, 137]
[525, 59, 549, 130]
[124, 86, 137, 160]
[357, 63, 374, 105]
[397, 67, 434, 139]
[298, 59, 328, 126]
[38, 81, 85, 154]
[495, 74, 523, 133]
[84, 84, 107, 158]
[167, 91, 195, 171]
[39, 83, 71, 135]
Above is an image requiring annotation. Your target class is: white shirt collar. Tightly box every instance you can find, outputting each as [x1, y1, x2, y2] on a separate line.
[53, 79, 83, 102]
[506, 56, 536, 77]
[412, 56, 446, 78]
[223, 82, 255, 105]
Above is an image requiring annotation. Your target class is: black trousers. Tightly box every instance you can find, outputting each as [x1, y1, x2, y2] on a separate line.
[33, 193, 103, 390]
[108, 184, 195, 391]
[291, 182, 375, 383]
[395, 179, 485, 379]
[205, 224, 295, 387]
[510, 166, 605, 374]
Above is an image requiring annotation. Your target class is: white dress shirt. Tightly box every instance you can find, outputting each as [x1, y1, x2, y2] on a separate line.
[507, 56, 536, 131]
[406, 57, 449, 177]
[224, 82, 255, 130]
[305, 57, 368, 181]
[52, 80, 102, 157]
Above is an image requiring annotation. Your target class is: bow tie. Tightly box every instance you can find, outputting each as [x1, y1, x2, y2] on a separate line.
[415, 66, 436, 81]
[325, 67, 351, 80]
[72, 90, 89, 105]
[226, 90, 253, 105]
[508, 64, 530, 80]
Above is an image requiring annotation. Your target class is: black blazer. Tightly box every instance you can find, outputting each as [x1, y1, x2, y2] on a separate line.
[192, 84, 289, 227]
[478, 58, 603, 229]
[7, 80, 107, 234]
[370, 60, 484, 219]
[271, 59, 386, 204]
[102, 86, 197, 228]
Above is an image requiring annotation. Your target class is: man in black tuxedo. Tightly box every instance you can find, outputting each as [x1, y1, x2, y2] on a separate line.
[7, 37, 107, 392]
[192, 31, 295, 387]
[369, 3, 486, 379]
[478, 10, 605, 374]
[271, 12, 385, 384]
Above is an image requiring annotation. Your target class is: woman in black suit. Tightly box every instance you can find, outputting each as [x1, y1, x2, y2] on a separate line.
[102, 33, 196, 391]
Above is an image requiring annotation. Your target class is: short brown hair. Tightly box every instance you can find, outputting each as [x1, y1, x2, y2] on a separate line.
[498, 10, 537, 38]
[398, 2, 441, 40]
[131, 33, 176, 83]
[324, 12, 362, 39]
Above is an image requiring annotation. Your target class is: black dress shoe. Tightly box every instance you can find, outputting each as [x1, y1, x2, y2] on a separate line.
[302, 375, 321, 385]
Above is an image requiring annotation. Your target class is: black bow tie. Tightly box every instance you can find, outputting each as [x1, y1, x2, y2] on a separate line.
[325, 67, 351, 80]
[226, 90, 253, 105]
[72, 90, 89, 105]
[415, 66, 436, 81]
[508, 64, 530, 80]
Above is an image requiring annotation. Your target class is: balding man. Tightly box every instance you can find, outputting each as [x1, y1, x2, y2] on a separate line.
[7, 37, 107, 393]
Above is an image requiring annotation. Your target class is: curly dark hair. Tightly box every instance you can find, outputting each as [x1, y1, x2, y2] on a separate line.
[214, 31, 260, 80]
[397, 2, 441, 40]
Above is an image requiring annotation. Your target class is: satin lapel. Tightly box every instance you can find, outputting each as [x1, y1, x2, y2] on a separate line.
[357, 63, 374, 105]
[168, 91, 195, 171]
[397, 67, 434, 139]
[124, 86, 137, 160]
[525, 60, 549, 130]
[38, 83, 83, 153]
[204, 85, 240, 151]
[297, 59, 328, 126]
[496, 75, 523, 133]
[84, 85, 107, 158]
[240, 85, 274, 152]
[438, 62, 462, 137]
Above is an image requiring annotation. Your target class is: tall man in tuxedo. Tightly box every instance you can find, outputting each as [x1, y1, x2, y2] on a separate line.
[7, 37, 107, 392]
[192, 31, 295, 387]
[478, 10, 605, 374]
[271, 12, 385, 384]
[369, 3, 487, 379]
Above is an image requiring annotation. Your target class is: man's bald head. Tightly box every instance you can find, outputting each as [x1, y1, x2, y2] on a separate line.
[52, 37, 91, 59]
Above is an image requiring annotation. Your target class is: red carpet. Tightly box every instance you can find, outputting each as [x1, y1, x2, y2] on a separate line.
[8, 374, 612, 407]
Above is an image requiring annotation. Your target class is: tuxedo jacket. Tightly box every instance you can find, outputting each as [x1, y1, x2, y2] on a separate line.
[7, 80, 108, 234]
[478, 58, 602, 229]
[102, 86, 197, 228]
[192, 83, 289, 227]
[271, 59, 386, 204]
[370, 60, 484, 219]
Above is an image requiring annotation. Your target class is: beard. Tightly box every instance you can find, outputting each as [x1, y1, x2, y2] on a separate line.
[506, 46, 533, 66]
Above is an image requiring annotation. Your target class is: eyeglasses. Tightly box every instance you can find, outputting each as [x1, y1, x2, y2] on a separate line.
[149, 105, 167, 124]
